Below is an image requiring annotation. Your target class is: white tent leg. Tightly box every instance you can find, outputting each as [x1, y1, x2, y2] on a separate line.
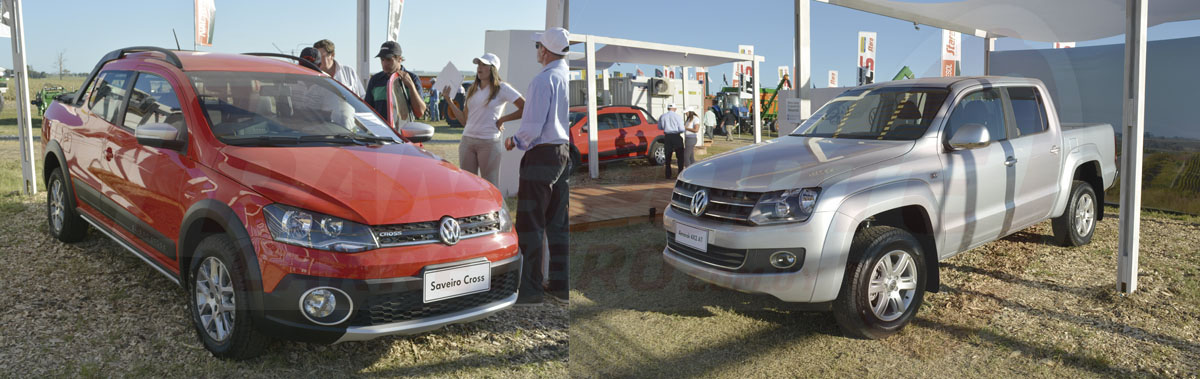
[983, 37, 994, 75]
[356, 0, 370, 91]
[795, 0, 812, 130]
[752, 59, 761, 143]
[1117, 0, 1146, 295]
[586, 37, 600, 179]
[9, 0, 36, 195]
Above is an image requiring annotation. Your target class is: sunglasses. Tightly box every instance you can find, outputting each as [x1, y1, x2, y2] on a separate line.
[535, 42, 543, 50]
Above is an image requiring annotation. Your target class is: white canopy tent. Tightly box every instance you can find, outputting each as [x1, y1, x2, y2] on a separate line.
[566, 34, 765, 178]
[793, 0, 1200, 294]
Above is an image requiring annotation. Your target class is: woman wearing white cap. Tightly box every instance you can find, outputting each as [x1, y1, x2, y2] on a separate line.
[444, 53, 525, 187]
[683, 108, 701, 166]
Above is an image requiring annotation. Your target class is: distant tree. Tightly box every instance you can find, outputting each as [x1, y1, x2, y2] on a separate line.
[56, 50, 67, 79]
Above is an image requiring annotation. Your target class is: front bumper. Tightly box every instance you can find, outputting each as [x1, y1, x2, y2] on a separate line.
[254, 255, 521, 344]
[662, 206, 836, 302]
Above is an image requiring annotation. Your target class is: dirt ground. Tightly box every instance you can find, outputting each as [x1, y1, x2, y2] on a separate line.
[569, 208, 1200, 377]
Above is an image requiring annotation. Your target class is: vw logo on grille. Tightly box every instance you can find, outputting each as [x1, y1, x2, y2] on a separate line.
[438, 216, 462, 245]
[690, 189, 709, 217]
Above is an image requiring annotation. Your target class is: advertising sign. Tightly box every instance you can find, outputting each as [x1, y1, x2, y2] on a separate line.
[828, 70, 838, 88]
[941, 30, 961, 77]
[388, 0, 405, 43]
[733, 44, 754, 88]
[1054, 42, 1075, 48]
[195, 0, 215, 46]
[857, 32, 875, 85]
[777, 66, 791, 89]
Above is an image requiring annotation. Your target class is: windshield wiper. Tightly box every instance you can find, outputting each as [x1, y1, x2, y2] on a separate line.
[222, 136, 304, 146]
[300, 134, 395, 145]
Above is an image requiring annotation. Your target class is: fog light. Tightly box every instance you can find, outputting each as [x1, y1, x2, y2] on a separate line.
[299, 287, 353, 325]
[769, 251, 797, 269]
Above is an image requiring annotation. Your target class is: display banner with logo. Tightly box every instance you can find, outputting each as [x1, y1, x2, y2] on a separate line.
[388, 0, 405, 43]
[733, 44, 754, 88]
[857, 32, 875, 85]
[195, 0, 215, 46]
[828, 70, 838, 88]
[941, 30, 961, 77]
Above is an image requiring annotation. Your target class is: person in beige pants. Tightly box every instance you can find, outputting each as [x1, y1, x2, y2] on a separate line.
[444, 53, 525, 187]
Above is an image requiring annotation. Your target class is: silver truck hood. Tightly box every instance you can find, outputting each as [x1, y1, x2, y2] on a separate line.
[679, 137, 914, 192]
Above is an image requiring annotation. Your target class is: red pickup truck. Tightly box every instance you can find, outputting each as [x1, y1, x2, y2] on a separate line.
[41, 47, 519, 359]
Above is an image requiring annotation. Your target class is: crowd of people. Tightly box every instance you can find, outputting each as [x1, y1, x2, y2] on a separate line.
[295, 28, 573, 305]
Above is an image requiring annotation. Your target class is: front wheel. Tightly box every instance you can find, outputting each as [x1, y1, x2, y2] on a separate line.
[647, 141, 666, 166]
[47, 167, 88, 242]
[189, 234, 270, 360]
[1051, 180, 1097, 247]
[833, 226, 926, 339]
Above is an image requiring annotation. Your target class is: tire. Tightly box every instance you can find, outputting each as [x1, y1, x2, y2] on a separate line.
[833, 226, 926, 339]
[647, 141, 666, 166]
[1051, 180, 1097, 247]
[569, 146, 582, 172]
[188, 234, 270, 360]
[46, 167, 87, 242]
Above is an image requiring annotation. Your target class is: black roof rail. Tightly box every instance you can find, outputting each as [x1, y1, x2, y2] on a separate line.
[243, 52, 323, 73]
[71, 46, 183, 106]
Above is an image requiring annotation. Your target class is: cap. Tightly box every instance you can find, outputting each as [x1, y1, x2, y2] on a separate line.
[299, 47, 321, 64]
[667, 103, 677, 109]
[375, 41, 402, 58]
[472, 53, 502, 69]
[531, 27, 570, 55]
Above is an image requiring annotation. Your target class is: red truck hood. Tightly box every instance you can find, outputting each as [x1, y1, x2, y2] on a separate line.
[215, 143, 502, 225]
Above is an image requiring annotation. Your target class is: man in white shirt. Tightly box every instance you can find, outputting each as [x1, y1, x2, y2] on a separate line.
[658, 103, 686, 179]
[313, 39, 366, 98]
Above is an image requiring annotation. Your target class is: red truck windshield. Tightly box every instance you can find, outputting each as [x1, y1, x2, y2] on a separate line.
[792, 87, 949, 141]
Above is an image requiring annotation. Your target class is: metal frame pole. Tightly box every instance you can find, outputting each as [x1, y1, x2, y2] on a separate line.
[752, 58, 761, 143]
[983, 37, 994, 75]
[1117, 0, 1147, 295]
[9, 0, 36, 195]
[795, 0, 812, 128]
[586, 37, 600, 178]
[356, 0, 370, 90]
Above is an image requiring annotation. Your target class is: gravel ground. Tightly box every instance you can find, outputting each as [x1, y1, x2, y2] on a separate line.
[0, 195, 567, 377]
[569, 207, 1200, 377]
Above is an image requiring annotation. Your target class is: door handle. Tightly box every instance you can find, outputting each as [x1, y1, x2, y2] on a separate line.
[1004, 156, 1017, 167]
[1050, 145, 1061, 155]
[104, 147, 114, 161]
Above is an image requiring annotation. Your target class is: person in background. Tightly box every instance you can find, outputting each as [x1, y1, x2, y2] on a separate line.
[658, 103, 686, 179]
[444, 53, 525, 188]
[684, 109, 701, 166]
[363, 41, 426, 129]
[312, 39, 365, 98]
[428, 78, 441, 121]
[504, 27, 572, 305]
[703, 106, 718, 140]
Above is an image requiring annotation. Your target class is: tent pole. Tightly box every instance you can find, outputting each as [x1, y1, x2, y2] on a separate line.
[9, 0, 36, 195]
[1117, 0, 1147, 295]
[983, 37, 994, 75]
[752, 58, 761, 143]
[795, 0, 812, 130]
[586, 36, 600, 178]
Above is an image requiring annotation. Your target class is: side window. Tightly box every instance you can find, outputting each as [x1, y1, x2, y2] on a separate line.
[641, 109, 658, 124]
[124, 72, 185, 131]
[617, 112, 642, 128]
[87, 71, 133, 124]
[1007, 87, 1048, 137]
[597, 113, 621, 131]
[945, 88, 1007, 142]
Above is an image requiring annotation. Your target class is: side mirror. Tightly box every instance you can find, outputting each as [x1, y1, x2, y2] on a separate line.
[135, 123, 186, 151]
[948, 123, 991, 150]
[400, 122, 435, 143]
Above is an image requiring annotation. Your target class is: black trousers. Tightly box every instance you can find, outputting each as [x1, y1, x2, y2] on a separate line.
[516, 144, 570, 299]
[664, 133, 686, 178]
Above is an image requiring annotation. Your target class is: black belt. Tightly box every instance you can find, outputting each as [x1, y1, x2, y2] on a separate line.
[533, 143, 565, 149]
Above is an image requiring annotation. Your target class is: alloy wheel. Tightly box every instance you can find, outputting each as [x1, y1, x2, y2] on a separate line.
[1075, 192, 1095, 236]
[195, 257, 236, 342]
[867, 249, 919, 322]
[49, 179, 64, 233]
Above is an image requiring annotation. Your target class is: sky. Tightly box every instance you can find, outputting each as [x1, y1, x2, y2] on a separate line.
[570, 0, 1200, 93]
[0, 0, 544, 76]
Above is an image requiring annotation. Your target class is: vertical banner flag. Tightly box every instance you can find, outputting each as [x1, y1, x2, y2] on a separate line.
[388, 0, 405, 43]
[0, 2, 11, 39]
[733, 45, 754, 88]
[828, 70, 838, 88]
[696, 67, 707, 84]
[941, 30, 961, 77]
[777, 66, 791, 89]
[1054, 42, 1075, 48]
[195, 0, 215, 47]
[857, 32, 876, 86]
[636, 67, 644, 77]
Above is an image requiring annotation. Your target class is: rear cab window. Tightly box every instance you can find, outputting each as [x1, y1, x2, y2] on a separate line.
[617, 112, 642, 128]
[1007, 86, 1048, 137]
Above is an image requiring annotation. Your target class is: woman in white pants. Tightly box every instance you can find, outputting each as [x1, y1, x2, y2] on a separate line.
[444, 53, 525, 187]
[683, 110, 701, 166]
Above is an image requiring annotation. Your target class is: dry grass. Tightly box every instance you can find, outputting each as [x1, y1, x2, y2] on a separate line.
[569, 207, 1200, 377]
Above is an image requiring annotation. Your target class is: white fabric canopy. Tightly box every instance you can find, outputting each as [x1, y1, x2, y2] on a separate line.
[825, 0, 1200, 42]
[569, 44, 751, 70]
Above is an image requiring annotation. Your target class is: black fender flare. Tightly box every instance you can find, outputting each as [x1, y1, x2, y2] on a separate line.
[42, 140, 79, 210]
[178, 199, 266, 318]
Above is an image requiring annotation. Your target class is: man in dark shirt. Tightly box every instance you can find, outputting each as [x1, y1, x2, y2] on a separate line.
[363, 41, 426, 126]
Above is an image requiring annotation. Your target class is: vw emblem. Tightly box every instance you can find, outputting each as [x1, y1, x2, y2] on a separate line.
[438, 216, 462, 245]
[690, 189, 709, 217]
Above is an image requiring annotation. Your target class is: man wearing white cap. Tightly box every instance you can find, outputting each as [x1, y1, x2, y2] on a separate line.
[504, 27, 572, 304]
[658, 103, 687, 179]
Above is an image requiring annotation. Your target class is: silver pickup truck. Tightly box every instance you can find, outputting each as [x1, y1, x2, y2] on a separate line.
[662, 76, 1116, 339]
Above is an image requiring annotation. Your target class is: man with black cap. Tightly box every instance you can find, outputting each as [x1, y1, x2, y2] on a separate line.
[504, 27, 572, 304]
[364, 41, 426, 128]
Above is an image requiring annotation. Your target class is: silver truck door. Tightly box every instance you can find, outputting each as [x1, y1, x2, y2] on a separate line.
[1003, 86, 1061, 230]
[939, 87, 1012, 254]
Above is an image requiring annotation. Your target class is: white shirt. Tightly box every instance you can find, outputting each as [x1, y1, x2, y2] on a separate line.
[685, 118, 699, 137]
[463, 82, 522, 140]
[332, 60, 365, 98]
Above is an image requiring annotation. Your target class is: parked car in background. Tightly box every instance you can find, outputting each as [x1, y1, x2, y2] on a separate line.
[567, 105, 666, 171]
[41, 47, 519, 359]
[663, 76, 1116, 339]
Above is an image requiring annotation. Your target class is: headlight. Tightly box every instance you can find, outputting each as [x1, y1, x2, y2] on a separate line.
[497, 206, 513, 232]
[263, 204, 378, 252]
[748, 187, 820, 225]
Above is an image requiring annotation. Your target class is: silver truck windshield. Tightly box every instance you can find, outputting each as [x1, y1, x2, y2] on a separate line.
[791, 87, 948, 140]
[189, 71, 397, 146]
